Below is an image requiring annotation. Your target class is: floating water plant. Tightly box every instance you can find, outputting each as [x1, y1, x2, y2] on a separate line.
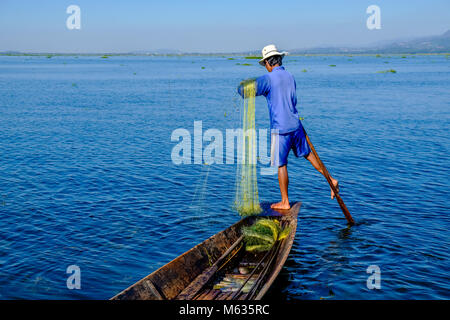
[101, 55, 109, 58]
[375, 54, 382, 58]
[234, 79, 261, 216]
[329, 64, 336, 67]
[236, 63, 252, 66]
[201, 66, 205, 69]
[46, 55, 52, 59]
[376, 69, 397, 73]
[242, 218, 290, 252]
[244, 56, 262, 60]
[301, 69, 307, 72]
[227, 57, 235, 60]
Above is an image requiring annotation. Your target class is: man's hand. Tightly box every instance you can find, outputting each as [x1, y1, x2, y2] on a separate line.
[239, 78, 256, 87]
[237, 78, 256, 98]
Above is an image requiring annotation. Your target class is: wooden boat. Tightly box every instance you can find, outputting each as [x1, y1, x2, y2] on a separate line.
[111, 202, 300, 300]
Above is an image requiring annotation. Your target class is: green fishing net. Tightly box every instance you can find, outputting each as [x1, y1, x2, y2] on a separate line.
[234, 80, 262, 216]
[242, 218, 291, 252]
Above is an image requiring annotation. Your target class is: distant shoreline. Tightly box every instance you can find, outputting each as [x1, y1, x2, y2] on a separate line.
[1, 52, 449, 57]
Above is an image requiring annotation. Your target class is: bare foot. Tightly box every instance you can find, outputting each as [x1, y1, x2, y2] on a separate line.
[271, 201, 291, 210]
[331, 178, 339, 200]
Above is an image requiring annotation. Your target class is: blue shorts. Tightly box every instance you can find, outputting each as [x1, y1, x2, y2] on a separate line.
[271, 126, 311, 167]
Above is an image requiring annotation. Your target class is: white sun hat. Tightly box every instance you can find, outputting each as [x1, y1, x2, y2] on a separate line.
[259, 44, 288, 66]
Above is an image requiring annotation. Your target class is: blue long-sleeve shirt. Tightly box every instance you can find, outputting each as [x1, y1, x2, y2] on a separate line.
[237, 66, 300, 134]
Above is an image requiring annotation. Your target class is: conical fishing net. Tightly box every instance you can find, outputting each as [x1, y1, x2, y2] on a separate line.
[234, 80, 262, 216]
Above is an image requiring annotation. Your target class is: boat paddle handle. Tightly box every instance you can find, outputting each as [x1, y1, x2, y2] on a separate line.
[303, 127, 355, 225]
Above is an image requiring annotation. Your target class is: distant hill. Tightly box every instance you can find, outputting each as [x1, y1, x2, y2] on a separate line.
[290, 30, 450, 54]
[376, 30, 450, 53]
[2, 30, 449, 55]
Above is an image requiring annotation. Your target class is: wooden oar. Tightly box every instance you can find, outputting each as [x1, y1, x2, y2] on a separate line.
[302, 127, 355, 225]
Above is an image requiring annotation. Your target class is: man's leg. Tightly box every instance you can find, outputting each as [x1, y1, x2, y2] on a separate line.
[306, 152, 339, 199]
[271, 165, 291, 210]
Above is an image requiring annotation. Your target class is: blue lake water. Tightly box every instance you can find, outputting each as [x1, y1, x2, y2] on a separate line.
[0, 54, 449, 299]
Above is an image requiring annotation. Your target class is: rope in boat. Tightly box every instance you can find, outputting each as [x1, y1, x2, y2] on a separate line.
[228, 248, 273, 300]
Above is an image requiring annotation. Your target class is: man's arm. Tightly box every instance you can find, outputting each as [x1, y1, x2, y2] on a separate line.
[237, 75, 270, 98]
[292, 78, 297, 106]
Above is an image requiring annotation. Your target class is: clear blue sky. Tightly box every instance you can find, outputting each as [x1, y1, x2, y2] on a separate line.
[0, 0, 448, 53]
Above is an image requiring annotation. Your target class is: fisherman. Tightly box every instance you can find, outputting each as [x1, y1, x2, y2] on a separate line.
[238, 44, 339, 210]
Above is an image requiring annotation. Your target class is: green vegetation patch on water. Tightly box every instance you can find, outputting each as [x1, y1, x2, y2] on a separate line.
[244, 56, 262, 60]
[376, 69, 397, 74]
